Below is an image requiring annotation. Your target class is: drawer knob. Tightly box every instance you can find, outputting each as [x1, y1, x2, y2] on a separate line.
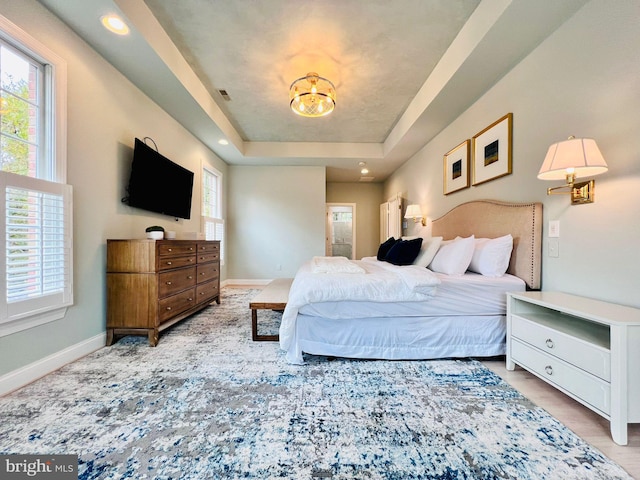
[545, 365, 553, 376]
[166, 261, 172, 265]
[188, 297, 193, 301]
[166, 306, 172, 311]
[168, 248, 172, 252]
[189, 247, 194, 251]
[187, 275, 193, 279]
[166, 281, 172, 285]
[545, 338, 554, 349]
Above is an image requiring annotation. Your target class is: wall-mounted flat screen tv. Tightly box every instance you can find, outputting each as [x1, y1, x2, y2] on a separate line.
[125, 138, 194, 219]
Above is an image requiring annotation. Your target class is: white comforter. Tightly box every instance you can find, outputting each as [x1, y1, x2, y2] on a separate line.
[279, 257, 440, 360]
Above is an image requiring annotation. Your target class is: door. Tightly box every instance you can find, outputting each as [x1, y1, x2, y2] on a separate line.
[326, 204, 356, 259]
[380, 193, 402, 242]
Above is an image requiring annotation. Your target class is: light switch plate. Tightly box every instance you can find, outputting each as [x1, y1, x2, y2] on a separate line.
[549, 220, 560, 238]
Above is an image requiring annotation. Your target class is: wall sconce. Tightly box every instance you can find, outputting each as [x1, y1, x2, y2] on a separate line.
[404, 204, 426, 226]
[537, 136, 608, 204]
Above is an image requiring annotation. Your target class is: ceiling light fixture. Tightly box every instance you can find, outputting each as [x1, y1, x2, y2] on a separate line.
[100, 14, 129, 35]
[289, 72, 336, 117]
[218, 139, 229, 145]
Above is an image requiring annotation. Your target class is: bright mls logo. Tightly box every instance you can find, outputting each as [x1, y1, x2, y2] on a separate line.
[0, 455, 77, 479]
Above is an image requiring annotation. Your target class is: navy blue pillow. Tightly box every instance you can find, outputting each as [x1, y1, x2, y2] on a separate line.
[385, 238, 423, 266]
[377, 237, 398, 261]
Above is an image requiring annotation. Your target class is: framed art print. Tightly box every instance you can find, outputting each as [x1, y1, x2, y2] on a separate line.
[472, 113, 513, 186]
[443, 139, 470, 195]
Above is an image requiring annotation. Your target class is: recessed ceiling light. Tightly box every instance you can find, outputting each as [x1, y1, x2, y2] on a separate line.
[218, 139, 229, 145]
[101, 15, 129, 35]
[361, 168, 369, 175]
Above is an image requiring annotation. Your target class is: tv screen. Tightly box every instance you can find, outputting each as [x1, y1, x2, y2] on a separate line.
[125, 138, 194, 219]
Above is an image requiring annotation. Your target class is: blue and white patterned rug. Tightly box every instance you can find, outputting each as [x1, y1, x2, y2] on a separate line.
[0, 288, 632, 479]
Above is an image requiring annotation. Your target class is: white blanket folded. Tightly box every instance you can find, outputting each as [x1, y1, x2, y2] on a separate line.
[311, 256, 366, 274]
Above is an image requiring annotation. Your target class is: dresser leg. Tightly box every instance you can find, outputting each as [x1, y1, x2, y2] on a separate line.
[106, 329, 114, 346]
[148, 329, 159, 347]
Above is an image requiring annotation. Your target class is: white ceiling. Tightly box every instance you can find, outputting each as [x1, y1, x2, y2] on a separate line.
[37, 0, 587, 182]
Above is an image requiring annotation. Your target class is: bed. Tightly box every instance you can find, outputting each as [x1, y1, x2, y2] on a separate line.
[280, 200, 542, 364]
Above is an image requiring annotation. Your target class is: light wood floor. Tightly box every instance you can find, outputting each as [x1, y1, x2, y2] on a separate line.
[482, 359, 639, 479]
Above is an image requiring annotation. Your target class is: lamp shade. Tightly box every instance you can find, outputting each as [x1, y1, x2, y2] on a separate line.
[538, 137, 608, 181]
[404, 204, 422, 219]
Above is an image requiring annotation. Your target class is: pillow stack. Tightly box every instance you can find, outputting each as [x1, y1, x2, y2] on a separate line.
[376, 233, 512, 277]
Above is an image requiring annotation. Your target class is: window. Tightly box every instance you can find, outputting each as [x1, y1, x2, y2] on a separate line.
[202, 166, 224, 264]
[0, 15, 70, 336]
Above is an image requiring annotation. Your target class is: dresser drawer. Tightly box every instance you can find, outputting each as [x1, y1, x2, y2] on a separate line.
[196, 263, 219, 284]
[196, 280, 219, 303]
[511, 314, 610, 381]
[511, 339, 610, 415]
[158, 254, 196, 271]
[158, 266, 196, 297]
[196, 242, 219, 254]
[197, 253, 219, 264]
[158, 242, 196, 256]
[158, 288, 196, 323]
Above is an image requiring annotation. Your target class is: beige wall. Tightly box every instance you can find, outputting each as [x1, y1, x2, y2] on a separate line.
[326, 182, 384, 259]
[227, 166, 326, 279]
[0, 0, 227, 377]
[385, 0, 640, 307]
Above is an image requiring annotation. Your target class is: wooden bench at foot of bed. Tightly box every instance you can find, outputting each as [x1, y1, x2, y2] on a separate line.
[250, 278, 292, 341]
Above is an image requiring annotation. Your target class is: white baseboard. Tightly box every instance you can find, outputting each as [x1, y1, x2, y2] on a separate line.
[0, 333, 105, 397]
[223, 279, 273, 286]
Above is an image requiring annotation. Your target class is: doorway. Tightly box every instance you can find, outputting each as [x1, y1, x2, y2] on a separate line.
[325, 203, 356, 259]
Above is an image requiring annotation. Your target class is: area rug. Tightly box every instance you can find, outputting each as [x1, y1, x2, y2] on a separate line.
[0, 288, 632, 479]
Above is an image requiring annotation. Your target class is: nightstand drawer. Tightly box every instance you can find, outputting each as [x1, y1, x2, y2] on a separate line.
[511, 338, 610, 415]
[511, 314, 610, 381]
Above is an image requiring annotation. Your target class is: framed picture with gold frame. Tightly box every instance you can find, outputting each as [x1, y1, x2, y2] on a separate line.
[472, 113, 513, 186]
[443, 139, 470, 195]
[443, 139, 471, 195]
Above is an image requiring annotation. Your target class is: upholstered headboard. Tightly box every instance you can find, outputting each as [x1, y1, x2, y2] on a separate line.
[431, 200, 542, 290]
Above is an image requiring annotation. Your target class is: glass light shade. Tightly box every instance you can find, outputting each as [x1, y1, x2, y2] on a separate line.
[538, 137, 608, 181]
[404, 204, 422, 219]
[289, 72, 336, 117]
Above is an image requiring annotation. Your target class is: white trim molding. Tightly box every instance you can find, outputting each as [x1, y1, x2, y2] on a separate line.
[0, 333, 105, 397]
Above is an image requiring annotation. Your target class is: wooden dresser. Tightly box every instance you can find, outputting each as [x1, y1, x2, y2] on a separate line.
[106, 239, 220, 346]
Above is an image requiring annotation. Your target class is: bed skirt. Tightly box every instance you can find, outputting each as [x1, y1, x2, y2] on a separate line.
[285, 314, 506, 365]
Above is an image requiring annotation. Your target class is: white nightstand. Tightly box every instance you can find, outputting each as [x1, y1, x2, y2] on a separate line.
[506, 291, 640, 445]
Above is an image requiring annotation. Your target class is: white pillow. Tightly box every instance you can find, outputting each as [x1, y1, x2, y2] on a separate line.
[428, 235, 475, 275]
[412, 236, 443, 268]
[468, 234, 513, 277]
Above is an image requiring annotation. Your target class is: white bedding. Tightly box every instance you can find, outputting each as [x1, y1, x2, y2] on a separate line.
[299, 272, 525, 319]
[279, 258, 527, 365]
[279, 257, 440, 353]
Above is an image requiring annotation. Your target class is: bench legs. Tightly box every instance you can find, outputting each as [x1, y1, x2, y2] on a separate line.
[251, 308, 280, 342]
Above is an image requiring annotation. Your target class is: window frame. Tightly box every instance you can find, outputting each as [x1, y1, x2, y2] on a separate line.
[0, 14, 67, 183]
[0, 14, 70, 336]
[201, 164, 225, 265]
